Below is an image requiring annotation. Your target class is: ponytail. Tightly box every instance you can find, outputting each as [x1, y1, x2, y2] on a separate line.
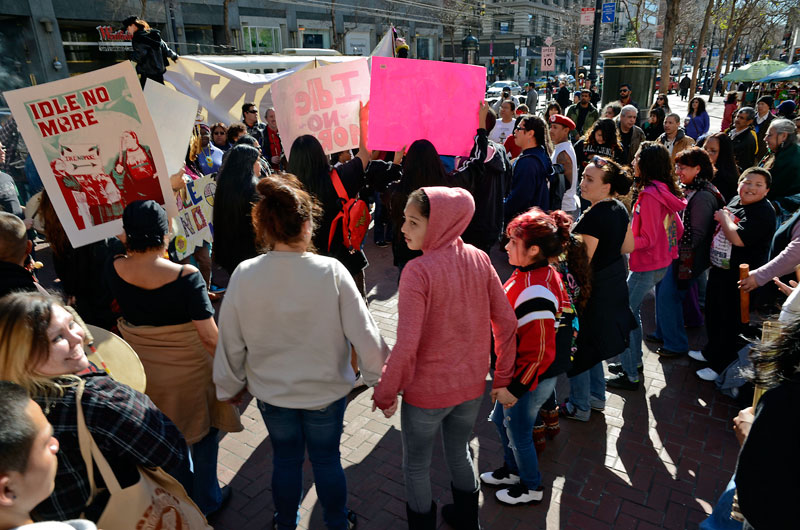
[506, 207, 573, 259]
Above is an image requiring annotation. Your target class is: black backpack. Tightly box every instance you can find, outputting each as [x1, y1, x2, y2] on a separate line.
[548, 163, 566, 211]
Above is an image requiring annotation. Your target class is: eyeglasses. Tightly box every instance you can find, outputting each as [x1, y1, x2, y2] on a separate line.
[245, 109, 258, 114]
[591, 155, 609, 167]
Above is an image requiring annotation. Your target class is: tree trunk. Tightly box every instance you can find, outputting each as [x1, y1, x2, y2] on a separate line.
[140, 0, 147, 19]
[659, 0, 681, 95]
[331, 0, 339, 52]
[709, 0, 736, 103]
[689, 0, 714, 99]
[223, 0, 231, 46]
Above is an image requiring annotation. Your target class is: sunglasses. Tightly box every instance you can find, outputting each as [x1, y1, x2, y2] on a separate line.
[245, 109, 258, 114]
[591, 155, 609, 168]
[213, 131, 226, 135]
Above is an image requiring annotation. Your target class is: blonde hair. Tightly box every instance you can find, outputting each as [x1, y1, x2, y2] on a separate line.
[0, 293, 80, 399]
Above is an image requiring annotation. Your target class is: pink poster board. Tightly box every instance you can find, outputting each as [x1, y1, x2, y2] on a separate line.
[271, 58, 370, 159]
[368, 57, 486, 156]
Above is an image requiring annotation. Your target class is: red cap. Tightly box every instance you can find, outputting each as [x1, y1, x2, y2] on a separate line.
[549, 114, 576, 130]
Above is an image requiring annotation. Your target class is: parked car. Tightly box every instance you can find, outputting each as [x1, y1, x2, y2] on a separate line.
[655, 76, 679, 94]
[486, 80, 522, 97]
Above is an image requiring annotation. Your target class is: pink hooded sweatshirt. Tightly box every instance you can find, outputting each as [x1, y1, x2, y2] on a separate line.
[629, 180, 687, 272]
[372, 187, 517, 410]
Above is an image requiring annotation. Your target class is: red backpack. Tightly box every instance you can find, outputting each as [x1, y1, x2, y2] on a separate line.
[328, 169, 371, 254]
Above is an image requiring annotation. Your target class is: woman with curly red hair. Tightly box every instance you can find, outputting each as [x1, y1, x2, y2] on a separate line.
[479, 208, 571, 506]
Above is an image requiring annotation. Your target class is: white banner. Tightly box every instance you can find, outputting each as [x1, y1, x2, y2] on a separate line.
[143, 80, 198, 177]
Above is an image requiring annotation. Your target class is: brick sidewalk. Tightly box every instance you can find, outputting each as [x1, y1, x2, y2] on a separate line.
[209, 241, 742, 530]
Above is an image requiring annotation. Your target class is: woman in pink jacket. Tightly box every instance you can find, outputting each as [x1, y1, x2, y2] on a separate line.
[606, 143, 686, 390]
[373, 187, 517, 530]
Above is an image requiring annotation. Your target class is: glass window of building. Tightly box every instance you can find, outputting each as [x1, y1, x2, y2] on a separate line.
[242, 26, 281, 54]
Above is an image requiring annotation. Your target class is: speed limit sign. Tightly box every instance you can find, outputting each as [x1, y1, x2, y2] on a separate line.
[541, 46, 555, 72]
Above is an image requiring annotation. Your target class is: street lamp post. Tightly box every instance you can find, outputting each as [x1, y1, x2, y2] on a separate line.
[462, 32, 479, 65]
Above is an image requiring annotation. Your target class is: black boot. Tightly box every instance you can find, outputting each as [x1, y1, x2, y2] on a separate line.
[441, 483, 481, 530]
[406, 501, 436, 530]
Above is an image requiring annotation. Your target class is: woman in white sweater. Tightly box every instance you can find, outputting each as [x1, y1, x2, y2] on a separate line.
[213, 175, 389, 530]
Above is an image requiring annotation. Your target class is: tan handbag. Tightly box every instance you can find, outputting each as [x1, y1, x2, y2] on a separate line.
[75, 380, 212, 529]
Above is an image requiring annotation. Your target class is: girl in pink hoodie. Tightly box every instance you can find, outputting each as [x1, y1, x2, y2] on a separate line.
[373, 186, 517, 530]
[607, 143, 686, 390]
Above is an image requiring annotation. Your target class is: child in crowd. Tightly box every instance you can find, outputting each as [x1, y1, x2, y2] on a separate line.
[479, 208, 571, 505]
[372, 187, 517, 530]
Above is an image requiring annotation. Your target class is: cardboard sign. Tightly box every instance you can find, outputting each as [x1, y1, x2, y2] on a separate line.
[143, 80, 199, 177]
[172, 174, 215, 260]
[368, 57, 486, 156]
[3, 62, 176, 247]
[271, 58, 370, 159]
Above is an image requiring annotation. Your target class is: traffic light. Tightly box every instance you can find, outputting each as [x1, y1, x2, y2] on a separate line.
[690, 40, 696, 51]
[480, 3, 485, 16]
[583, 45, 588, 51]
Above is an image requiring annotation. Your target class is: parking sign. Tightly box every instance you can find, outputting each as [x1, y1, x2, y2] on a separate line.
[541, 46, 555, 72]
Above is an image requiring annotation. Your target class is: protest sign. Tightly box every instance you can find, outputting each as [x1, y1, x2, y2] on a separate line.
[3, 61, 175, 248]
[172, 174, 215, 260]
[143, 80, 199, 177]
[368, 57, 486, 156]
[271, 58, 370, 159]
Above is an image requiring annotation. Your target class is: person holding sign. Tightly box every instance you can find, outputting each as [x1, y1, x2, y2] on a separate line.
[696, 168, 776, 381]
[286, 103, 372, 293]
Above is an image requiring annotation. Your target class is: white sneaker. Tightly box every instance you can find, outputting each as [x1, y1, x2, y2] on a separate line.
[480, 465, 519, 486]
[688, 350, 708, 362]
[495, 483, 544, 505]
[696, 367, 719, 381]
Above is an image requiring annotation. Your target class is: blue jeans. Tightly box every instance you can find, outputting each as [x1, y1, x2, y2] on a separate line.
[568, 362, 606, 412]
[490, 377, 558, 489]
[619, 267, 668, 379]
[258, 397, 349, 530]
[192, 427, 222, 515]
[654, 263, 694, 352]
[699, 477, 742, 530]
[401, 396, 482, 513]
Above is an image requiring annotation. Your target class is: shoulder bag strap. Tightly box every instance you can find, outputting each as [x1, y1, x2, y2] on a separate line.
[330, 168, 349, 201]
[76, 379, 123, 500]
[328, 169, 349, 252]
[76, 379, 98, 506]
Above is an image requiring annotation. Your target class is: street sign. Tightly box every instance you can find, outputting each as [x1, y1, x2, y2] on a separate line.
[601, 2, 615, 24]
[541, 46, 555, 72]
[701, 47, 708, 58]
[711, 48, 719, 57]
[580, 7, 595, 25]
[545, 36, 553, 46]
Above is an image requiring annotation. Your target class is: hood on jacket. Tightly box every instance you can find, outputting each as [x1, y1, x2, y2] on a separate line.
[420, 186, 475, 252]
[639, 180, 687, 213]
[135, 28, 162, 46]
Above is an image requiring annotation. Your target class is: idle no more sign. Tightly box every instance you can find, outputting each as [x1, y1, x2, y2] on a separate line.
[541, 47, 556, 72]
[272, 58, 369, 158]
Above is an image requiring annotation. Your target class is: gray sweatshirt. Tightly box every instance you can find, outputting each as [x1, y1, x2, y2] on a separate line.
[213, 251, 389, 409]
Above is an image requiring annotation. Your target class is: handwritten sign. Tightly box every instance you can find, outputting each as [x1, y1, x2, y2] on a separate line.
[172, 174, 215, 260]
[368, 57, 486, 157]
[3, 62, 175, 248]
[271, 58, 370, 159]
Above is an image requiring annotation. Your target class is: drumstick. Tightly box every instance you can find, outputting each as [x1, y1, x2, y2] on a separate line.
[739, 264, 750, 324]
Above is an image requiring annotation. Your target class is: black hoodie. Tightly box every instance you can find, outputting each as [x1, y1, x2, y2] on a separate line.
[131, 29, 177, 77]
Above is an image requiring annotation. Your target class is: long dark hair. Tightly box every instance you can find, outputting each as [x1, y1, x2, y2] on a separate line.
[585, 118, 622, 152]
[403, 140, 447, 193]
[519, 114, 553, 156]
[286, 135, 331, 202]
[635, 142, 683, 197]
[212, 144, 261, 273]
[706, 132, 740, 178]
[544, 102, 562, 118]
[687, 97, 706, 117]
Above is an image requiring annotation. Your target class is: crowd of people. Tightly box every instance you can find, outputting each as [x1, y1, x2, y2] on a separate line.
[1, 56, 800, 530]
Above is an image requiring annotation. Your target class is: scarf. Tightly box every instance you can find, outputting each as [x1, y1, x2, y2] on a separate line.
[676, 178, 725, 284]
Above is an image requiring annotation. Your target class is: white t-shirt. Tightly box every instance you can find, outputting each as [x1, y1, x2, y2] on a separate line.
[552, 141, 579, 212]
[489, 119, 515, 144]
